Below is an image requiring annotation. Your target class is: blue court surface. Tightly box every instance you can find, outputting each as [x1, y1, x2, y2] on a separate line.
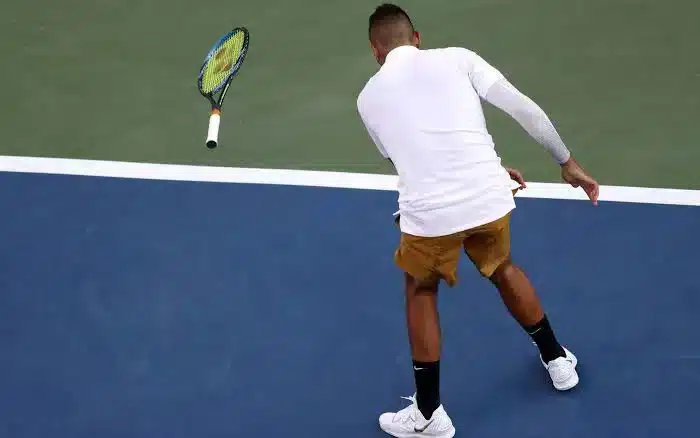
[1, 169, 699, 438]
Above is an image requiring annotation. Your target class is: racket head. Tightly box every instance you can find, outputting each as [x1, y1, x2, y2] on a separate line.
[197, 27, 250, 100]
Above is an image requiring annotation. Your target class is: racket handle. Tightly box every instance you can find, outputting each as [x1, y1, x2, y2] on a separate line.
[206, 109, 221, 149]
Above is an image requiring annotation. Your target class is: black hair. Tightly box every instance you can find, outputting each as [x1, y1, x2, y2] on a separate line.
[368, 3, 415, 46]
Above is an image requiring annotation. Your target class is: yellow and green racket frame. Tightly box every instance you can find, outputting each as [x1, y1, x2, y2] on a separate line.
[197, 27, 250, 149]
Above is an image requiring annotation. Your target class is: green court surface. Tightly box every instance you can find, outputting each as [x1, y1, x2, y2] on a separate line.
[2, 0, 699, 189]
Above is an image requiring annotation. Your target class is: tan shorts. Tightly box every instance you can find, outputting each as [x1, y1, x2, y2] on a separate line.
[394, 213, 512, 286]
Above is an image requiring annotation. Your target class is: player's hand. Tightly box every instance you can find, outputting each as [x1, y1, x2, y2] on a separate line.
[561, 158, 599, 205]
[505, 167, 526, 192]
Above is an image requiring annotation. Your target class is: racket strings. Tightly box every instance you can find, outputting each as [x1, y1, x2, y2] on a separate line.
[200, 31, 246, 94]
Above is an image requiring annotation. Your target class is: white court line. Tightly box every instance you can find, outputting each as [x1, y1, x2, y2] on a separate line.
[1, 155, 699, 206]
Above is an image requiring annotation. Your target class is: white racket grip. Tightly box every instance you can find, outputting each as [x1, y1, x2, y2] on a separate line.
[206, 110, 221, 148]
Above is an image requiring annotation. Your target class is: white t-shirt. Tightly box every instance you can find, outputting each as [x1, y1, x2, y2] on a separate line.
[357, 45, 516, 237]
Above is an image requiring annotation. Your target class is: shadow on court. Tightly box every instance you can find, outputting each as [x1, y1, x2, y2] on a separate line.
[0, 172, 698, 438]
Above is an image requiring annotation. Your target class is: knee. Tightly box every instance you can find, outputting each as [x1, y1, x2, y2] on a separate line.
[488, 257, 515, 285]
[404, 272, 439, 297]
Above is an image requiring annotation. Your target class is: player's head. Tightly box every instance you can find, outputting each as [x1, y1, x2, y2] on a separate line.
[368, 3, 420, 65]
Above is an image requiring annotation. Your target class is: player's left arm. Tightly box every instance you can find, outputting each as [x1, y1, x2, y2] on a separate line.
[357, 97, 391, 161]
[357, 98, 400, 221]
[505, 167, 526, 191]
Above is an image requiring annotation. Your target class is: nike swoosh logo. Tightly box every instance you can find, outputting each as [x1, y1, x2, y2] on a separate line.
[413, 366, 425, 371]
[414, 419, 434, 433]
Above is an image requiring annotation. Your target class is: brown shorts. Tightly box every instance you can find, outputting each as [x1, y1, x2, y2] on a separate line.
[394, 213, 512, 286]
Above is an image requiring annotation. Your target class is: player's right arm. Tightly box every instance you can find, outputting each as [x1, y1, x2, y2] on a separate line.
[485, 79, 599, 205]
[454, 48, 599, 205]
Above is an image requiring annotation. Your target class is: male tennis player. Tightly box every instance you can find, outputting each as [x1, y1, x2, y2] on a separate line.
[357, 4, 599, 437]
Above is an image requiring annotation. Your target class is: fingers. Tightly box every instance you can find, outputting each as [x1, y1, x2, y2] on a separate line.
[589, 182, 600, 206]
[583, 180, 599, 206]
[510, 169, 526, 189]
[562, 163, 599, 206]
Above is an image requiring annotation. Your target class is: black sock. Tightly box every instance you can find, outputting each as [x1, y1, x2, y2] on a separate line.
[524, 315, 566, 363]
[413, 360, 440, 419]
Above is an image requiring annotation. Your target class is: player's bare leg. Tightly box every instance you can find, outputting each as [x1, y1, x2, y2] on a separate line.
[378, 273, 455, 438]
[405, 273, 441, 364]
[490, 259, 579, 390]
[489, 260, 545, 326]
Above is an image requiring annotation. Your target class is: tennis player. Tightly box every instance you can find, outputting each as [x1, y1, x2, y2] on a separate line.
[356, 4, 599, 437]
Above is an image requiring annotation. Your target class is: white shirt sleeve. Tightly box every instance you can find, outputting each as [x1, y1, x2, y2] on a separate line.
[483, 78, 571, 164]
[357, 100, 389, 159]
[455, 48, 506, 98]
[455, 48, 571, 164]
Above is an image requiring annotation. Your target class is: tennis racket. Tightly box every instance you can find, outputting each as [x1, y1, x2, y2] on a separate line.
[197, 27, 250, 149]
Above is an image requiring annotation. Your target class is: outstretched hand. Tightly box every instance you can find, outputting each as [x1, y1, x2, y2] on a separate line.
[561, 158, 599, 205]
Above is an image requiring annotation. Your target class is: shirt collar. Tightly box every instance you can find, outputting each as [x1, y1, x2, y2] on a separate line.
[384, 45, 419, 64]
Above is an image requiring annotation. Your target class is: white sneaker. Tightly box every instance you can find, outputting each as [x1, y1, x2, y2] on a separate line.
[540, 347, 579, 391]
[378, 395, 455, 438]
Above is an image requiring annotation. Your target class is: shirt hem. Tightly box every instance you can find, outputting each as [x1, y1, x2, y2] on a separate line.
[400, 204, 516, 238]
